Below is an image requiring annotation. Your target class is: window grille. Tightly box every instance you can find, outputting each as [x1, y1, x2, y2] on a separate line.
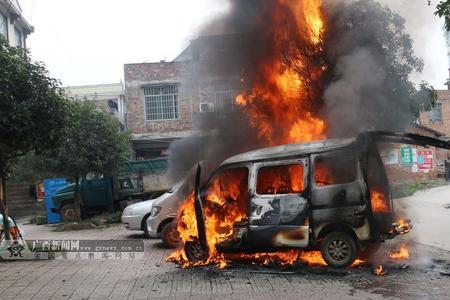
[143, 85, 179, 121]
[215, 91, 234, 111]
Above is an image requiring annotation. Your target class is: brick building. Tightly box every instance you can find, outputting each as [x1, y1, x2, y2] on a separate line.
[124, 35, 244, 159]
[124, 61, 194, 159]
[381, 124, 445, 184]
[419, 89, 450, 138]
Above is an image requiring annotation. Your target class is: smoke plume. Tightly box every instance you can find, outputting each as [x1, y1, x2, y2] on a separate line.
[168, 0, 432, 182]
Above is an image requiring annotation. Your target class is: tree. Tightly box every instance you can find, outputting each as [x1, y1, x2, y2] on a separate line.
[321, 0, 437, 136]
[47, 100, 132, 221]
[9, 152, 61, 183]
[0, 36, 72, 239]
[434, 0, 450, 31]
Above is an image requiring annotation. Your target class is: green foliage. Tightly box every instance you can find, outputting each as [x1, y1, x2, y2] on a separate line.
[324, 0, 435, 128]
[48, 100, 132, 179]
[0, 36, 72, 174]
[435, 0, 450, 31]
[391, 180, 447, 198]
[411, 82, 438, 119]
[10, 152, 61, 183]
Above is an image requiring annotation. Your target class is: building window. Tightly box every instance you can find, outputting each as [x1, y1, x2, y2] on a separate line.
[14, 28, 22, 47]
[143, 85, 179, 121]
[215, 91, 234, 111]
[107, 99, 119, 111]
[0, 13, 6, 37]
[429, 103, 443, 123]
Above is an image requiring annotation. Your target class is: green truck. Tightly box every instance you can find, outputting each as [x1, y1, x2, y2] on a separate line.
[52, 158, 171, 222]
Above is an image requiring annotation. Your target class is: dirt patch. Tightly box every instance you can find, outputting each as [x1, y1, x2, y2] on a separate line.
[53, 223, 98, 231]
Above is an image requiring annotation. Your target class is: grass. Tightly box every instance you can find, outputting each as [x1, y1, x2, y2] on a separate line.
[53, 210, 123, 231]
[391, 180, 448, 198]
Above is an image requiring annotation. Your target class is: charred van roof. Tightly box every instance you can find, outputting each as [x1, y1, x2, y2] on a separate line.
[221, 138, 357, 166]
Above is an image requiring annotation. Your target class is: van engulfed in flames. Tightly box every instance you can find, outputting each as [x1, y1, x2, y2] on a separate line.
[168, 0, 329, 270]
[163, 0, 450, 271]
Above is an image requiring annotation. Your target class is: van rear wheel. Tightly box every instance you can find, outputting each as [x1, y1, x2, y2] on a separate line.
[321, 231, 357, 268]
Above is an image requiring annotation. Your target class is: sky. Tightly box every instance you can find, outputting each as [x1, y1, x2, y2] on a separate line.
[20, 0, 229, 86]
[20, 0, 449, 89]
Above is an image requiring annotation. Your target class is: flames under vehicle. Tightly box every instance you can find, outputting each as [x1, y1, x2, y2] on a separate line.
[183, 132, 450, 268]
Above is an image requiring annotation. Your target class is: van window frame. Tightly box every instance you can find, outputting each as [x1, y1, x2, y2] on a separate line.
[312, 150, 360, 189]
[252, 158, 308, 198]
[200, 163, 251, 200]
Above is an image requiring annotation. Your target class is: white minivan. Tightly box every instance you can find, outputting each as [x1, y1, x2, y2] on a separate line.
[146, 180, 188, 248]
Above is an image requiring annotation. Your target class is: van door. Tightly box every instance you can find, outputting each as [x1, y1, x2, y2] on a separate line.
[310, 150, 368, 237]
[248, 159, 309, 248]
[357, 131, 450, 238]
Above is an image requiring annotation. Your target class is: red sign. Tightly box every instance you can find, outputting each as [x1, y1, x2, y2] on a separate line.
[417, 150, 433, 170]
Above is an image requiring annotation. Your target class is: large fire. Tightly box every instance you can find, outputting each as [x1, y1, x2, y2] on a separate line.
[168, 0, 329, 269]
[235, 0, 326, 146]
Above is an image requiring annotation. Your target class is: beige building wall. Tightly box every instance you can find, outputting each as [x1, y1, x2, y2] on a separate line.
[0, 0, 33, 47]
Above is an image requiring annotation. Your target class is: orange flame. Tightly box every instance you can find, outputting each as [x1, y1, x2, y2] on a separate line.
[370, 191, 390, 214]
[169, 0, 333, 269]
[375, 265, 387, 276]
[394, 219, 412, 235]
[389, 244, 410, 260]
[236, 0, 326, 146]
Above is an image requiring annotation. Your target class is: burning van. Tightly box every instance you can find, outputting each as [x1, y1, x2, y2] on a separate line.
[179, 132, 449, 268]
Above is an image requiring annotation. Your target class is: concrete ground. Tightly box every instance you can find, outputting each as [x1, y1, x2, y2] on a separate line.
[0, 186, 449, 299]
[397, 185, 450, 251]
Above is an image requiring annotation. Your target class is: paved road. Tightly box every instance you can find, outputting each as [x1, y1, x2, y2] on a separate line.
[0, 186, 450, 300]
[397, 185, 450, 251]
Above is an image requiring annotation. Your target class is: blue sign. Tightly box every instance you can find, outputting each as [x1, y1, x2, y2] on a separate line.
[417, 155, 425, 165]
[44, 178, 67, 224]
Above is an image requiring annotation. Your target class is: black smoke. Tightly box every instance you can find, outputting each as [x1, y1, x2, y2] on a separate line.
[167, 0, 434, 183]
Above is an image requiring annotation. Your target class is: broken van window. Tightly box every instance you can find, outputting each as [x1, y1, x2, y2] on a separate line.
[204, 167, 249, 211]
[314, 153, 357, 187]
[256, 164, 304, 195]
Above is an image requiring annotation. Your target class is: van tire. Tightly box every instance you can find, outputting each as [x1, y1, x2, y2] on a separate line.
[60, 203, 78, 223]
[161, 222, 181, 248]
[184, 239, 208, 262]
[320, 231, 357, 268]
